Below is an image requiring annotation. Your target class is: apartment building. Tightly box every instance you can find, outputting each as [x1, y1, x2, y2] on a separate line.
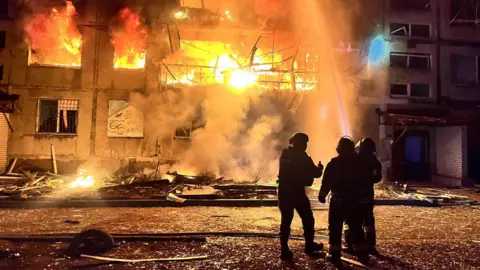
[0, 0, 320, 173]
[376, 0, 480, 186]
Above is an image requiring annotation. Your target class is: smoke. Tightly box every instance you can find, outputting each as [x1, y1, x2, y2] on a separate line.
[129, 84, 292, 182]
[289, 0, 382, 169]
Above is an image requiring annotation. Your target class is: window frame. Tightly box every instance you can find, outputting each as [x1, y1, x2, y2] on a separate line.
[390, 83, 431, 98]
[390, 52, 431, 69]
[390, 23, 431, 38]
[451, 54, 479, 87]
[35, 99, 80, 135]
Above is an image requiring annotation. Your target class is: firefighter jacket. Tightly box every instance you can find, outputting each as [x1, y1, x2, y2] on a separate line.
[319, 153, 362, 201]
[357, 152, 382, 201]
[278, 147, 323, 194]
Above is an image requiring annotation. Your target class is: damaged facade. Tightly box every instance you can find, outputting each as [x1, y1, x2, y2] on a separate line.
[0, 0, 326, 180]
[368, 0, 480, 187]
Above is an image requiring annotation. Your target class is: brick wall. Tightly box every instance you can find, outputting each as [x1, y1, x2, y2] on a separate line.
[436, 126, 467, 179]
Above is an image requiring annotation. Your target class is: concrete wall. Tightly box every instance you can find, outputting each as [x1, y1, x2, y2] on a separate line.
[435, 126, 468, 184]
[3, 0, 168, 162]
[8, 88, 93, 159]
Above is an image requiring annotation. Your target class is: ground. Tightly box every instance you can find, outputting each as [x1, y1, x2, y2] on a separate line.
[0, 205, 479, 269]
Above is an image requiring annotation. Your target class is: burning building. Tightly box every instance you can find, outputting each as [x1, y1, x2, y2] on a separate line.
[0, 0, 368, 183]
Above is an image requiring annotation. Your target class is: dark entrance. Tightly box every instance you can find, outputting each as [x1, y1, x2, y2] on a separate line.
[392, 129, 431, 182]
[468, 125, 480, 184]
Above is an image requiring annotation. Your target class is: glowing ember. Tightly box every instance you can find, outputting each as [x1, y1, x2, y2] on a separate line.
[25, 1, 82, 67]
[69, 169, 95, 188]
[111, 8, 147, 69]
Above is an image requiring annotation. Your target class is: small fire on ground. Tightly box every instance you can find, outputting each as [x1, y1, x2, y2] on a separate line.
[69, 169, 95, 188]
[25, 1, 82, 67]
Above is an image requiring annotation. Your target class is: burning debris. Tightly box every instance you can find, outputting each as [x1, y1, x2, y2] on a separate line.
[111, 7, 148, 69]
[24, 0, 82, 67]
[161, 40, 318, 91]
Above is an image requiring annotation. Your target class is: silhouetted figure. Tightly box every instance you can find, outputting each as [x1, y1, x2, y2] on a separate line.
[344, 138, 382, 255]
[278, 132, 324, 260]
[318, 137, 369, 265]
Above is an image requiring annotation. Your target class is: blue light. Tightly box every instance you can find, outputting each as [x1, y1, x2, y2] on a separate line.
[368, 35, 389, 66]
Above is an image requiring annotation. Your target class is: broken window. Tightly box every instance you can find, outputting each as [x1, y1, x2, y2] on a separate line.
[410, 24, 430, 37]
[175, 126, 192, 139]
[0, 31, 5, 49]
[36, 99, 79, 134]
[410, 84, 430, 97]
[391, 23, 409, 36]
[391, 53, 430, 69]
[390, 84, 408, 96]
[391, 23, 430, 37]
[450, 0, 480, 25]
[451, 54, 478, 87]
[391, 0, 431, 11]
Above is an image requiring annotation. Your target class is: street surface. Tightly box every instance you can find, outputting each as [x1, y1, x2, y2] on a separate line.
[0, 205, 479, 269]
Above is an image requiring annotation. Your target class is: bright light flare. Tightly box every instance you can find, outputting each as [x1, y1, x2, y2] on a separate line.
[25, 1, 82, 67]
[112, 8, 147, 69]
[174, 10, 188, 20]
[69, 169, 95, 188]
[229, 70, 256, 90]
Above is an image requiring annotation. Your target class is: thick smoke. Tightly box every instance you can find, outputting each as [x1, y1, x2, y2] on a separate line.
[129, 84, 293, 182]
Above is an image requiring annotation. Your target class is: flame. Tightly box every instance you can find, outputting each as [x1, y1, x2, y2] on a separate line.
[69, 169, 95, 188]
[111, 8, 147, 69]
[174, 10, 188, 20]
[163, 41, 317, 91]
[25, 1, 82, 67]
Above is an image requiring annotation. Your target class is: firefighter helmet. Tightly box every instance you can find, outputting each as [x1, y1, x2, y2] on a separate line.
[336, 136, 355, 155]
[289, 132, 309, 145]
[359, 137, 376, 154]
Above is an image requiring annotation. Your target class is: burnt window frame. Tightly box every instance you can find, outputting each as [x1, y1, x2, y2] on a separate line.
[390, 52, 431, 69]
[390, 23, 431, 38]
[36, 99, 79, 135]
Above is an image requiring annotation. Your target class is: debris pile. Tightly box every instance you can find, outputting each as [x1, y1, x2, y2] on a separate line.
[387, 182, 478, 206]
[0, 158, 277, 202]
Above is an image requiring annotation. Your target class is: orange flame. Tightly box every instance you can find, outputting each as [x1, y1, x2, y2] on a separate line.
[111, 8, 147, 69]
[25, 1, 82, 67]
[163, 41, 316, 91]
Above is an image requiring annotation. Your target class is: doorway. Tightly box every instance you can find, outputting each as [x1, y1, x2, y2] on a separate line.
[392, 129, 431, 182]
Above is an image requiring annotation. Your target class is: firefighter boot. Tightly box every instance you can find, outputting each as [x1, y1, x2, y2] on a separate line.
[329, 250, 342, 266]
[305, 241, 324, 255]
[357, 252, 370, 266]
[280, 237, 293, 260]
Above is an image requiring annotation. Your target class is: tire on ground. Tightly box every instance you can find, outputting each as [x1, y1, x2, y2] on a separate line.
[67, 228, 114, 257]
